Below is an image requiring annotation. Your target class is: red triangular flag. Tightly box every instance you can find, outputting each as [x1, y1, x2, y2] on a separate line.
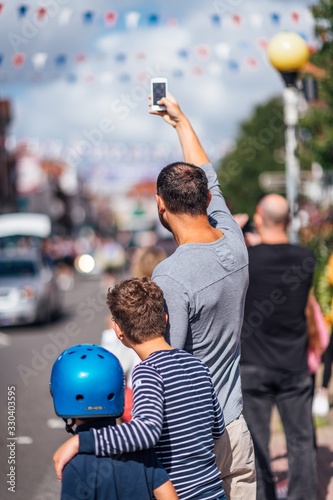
[291, 11, 300, 23]
[37, 7, 47, 20]
[0, 4, 4, 14]
[76, 54, 86, 63]
[232, 14, 241, 25]
[105, 11, 117, 26]
[13, 53, 26, 67]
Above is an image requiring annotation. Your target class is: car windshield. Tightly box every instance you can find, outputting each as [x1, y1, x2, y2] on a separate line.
[0, 260, 38, 277]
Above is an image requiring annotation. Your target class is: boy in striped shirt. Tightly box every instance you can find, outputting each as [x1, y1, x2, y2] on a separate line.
[54, 277, 226, 500]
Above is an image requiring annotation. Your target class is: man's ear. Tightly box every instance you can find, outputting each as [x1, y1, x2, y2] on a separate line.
[164, 313, 168, 326]
[155, 194, 166, 215]
[253, 212, 262, 231]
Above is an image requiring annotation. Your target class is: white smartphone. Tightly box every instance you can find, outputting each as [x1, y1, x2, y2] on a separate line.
[151, 77, 168, 111]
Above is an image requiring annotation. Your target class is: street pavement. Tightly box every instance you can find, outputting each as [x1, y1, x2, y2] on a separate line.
[0, 273, 332, 499]
[0, 274, 107, 500]
[270, 391, 333, 499]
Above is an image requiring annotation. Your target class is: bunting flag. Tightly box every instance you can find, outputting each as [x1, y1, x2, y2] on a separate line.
[125, 11, 140, 28]
[291, 11, 300, 23]
[207, 62, 222, 76]
[18, 5, 28, 18]
[37, 7, 47, 21]
[228, 60, 239, 71]
[215, 42, 231, 60]
[194, 45, 210, 60]
[246, 57, 258, 69]
[191, 66, 204, 76]
[119, 72, 130, 82]
[0, 54, 3, 65]
[83, 11, 94, 24]
[75, 54, 86, 63]
[13, 53, 25, 67]
[0, 4, 4, 15]
[238, 40, 251, 51]
[55, 54, 67, 66]
[99, 71, 114, 84]
[84, 73, 95, 83]
[115, 52, 126, 62]
[32, 52, 48, 69]
[250, 13, 264, 28]
[66, 74, 77, 83]
[166, 17, 177, 27]
[257, 38, 269, 50]
[211, 14, 221, 26]
[172, 69, 184, 78]
[58, 8, 72, 25]
[270, 13, 281, 25]
[178, 49, 189, 59]
[232, 14, 242, 26]
[105, 11, 117, 27]
[148, 13, 159, 25]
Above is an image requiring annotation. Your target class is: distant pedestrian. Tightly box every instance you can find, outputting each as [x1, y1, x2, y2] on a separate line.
[240, 194, 317, 500]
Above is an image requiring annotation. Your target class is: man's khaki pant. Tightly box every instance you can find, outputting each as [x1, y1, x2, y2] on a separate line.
[214, 414, 256, 500]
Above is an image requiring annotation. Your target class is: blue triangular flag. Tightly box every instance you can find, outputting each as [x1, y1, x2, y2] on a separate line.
[178, 49, 189, 59]
[55, 54, 67, 66]
[18, 5, 28, 17]
[83, 11, 94, 24]
[228, 60, 239, 71]
[270, 13, 280, 25]
[148, 13, 159, 25]
[211, 14, 221, 26]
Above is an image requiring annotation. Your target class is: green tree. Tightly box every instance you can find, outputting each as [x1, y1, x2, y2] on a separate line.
[299, 0, 333, 170]
[217, 97, 285, 215]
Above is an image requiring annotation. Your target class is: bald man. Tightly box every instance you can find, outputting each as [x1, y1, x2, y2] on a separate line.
[240, 194, 317, 500]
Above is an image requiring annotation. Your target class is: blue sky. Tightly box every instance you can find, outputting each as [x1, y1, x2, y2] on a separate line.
[0, 0, 315, 190]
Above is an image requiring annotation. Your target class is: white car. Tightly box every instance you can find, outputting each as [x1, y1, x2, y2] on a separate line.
[0, 250, 61, 326]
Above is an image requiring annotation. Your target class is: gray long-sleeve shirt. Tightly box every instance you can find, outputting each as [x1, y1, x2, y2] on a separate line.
[152, 163, 249, 425]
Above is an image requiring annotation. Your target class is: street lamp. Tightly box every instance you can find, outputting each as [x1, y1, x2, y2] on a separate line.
[267, 32, 309, 243]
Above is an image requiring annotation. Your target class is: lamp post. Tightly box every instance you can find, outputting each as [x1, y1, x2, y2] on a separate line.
[267, 32, 309, 243]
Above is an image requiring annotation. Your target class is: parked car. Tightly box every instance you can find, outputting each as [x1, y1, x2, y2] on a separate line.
[0, 250, 61, 326]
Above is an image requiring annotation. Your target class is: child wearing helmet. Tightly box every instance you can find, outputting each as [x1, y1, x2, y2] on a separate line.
[53, 278, 226, 500]
[50, 343, 178, 500]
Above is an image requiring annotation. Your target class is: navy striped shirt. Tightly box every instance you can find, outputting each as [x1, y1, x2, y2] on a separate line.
[80, 349, 225, 499]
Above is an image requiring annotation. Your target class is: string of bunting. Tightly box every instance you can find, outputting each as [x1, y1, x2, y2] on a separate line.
[0, 4, 306, 28]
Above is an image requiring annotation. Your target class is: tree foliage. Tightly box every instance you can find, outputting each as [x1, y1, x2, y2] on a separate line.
[299, 0, 333, 170]
[217, 97, 285, 215]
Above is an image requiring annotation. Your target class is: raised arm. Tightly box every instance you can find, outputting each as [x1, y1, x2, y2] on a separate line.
[149, 93, 209, 166]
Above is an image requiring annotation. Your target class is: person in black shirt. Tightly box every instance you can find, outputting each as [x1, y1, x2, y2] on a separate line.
[240, 194, 317, 500]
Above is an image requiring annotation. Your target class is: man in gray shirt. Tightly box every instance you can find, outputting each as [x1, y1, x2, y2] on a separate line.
[149, 94, 256, 499]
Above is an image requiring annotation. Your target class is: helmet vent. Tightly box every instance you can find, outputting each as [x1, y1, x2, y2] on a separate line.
[81, 355, 87, 359]
[107, 393, 115, 400]
[68, 351, 76, 355]
[76, 394, 84, 401]
[98, 354, 105, 359]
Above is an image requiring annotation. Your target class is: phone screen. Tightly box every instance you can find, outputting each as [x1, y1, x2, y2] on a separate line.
[153, 82, 166, 105]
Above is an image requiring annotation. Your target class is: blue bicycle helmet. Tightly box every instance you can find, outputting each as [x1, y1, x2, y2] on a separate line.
[50, 344, 125, 419]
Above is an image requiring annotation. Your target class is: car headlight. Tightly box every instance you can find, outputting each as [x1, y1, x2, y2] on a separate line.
[74, 254, 95, 274]
[19, 286, 36, 302]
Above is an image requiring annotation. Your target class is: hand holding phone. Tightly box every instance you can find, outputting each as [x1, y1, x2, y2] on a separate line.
[151, 78, 168, 111]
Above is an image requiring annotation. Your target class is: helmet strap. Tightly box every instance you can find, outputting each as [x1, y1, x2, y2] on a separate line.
[63, 418, 76, 435]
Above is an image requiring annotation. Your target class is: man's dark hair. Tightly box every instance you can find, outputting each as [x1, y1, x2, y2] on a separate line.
[156, 162, 209, 215]
[106, 277, 166, 344]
